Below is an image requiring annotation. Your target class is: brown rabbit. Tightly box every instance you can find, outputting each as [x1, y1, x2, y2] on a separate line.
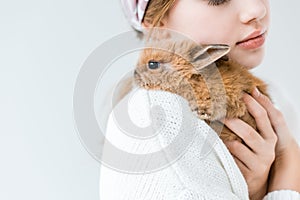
[133, 35, 269, 142]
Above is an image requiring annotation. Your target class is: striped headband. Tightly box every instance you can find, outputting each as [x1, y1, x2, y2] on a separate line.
[120, 0, 150, 32]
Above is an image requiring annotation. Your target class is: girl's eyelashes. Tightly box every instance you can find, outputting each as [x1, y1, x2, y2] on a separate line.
[207, 0, 230, 6]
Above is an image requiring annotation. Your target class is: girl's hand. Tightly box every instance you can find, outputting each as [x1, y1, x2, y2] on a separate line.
[250, 88, 300, 193]
[224, 91, 277, 200]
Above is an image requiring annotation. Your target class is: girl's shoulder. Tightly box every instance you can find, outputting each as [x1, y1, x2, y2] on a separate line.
[100, 88, 249, 200]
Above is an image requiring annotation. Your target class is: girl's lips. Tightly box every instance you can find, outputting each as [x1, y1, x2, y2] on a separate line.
[236, 32, 266, 50]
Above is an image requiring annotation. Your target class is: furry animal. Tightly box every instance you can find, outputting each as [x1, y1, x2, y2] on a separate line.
[133, 36, 269, 142]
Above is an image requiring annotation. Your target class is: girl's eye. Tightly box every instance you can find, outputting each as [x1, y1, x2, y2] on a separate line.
[208, 0, 230, 6]
[148, 60, 160, 69]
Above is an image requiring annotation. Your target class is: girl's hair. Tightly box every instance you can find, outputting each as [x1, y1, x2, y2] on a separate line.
[143, 0, 176, 27]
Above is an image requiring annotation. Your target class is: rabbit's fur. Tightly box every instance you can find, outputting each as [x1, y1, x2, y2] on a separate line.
[133, 33, 269, 142]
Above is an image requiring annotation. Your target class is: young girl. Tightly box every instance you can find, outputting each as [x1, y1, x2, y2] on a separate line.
[99, 0, 300, 199]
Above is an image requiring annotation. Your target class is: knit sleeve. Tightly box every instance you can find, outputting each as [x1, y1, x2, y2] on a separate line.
[99, 88, 248, 200]
[263, 190, 300, 200]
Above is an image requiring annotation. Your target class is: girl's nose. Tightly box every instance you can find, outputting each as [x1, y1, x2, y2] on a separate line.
[239, 0, 267, 24]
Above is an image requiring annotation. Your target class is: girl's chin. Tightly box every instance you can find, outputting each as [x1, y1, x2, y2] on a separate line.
[239, 55, 264, 69]
[229, 48, 265, 70]
[233, 59, 263, 70]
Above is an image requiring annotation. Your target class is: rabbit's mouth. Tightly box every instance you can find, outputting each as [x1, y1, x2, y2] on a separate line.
[133, 71, 153, 89]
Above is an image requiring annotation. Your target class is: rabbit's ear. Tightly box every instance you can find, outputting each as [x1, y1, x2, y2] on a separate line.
[144, 27, 172, 43]
[191, 44, 230, 72]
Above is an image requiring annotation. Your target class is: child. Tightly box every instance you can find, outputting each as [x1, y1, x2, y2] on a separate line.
[99, 0, 300, 199]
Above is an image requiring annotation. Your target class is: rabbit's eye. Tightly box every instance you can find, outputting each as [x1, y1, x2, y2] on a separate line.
[148, 60, 160, 70]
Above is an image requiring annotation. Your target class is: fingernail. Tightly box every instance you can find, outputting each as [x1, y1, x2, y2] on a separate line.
[224, 118, 234, 124]
[223, 118, 229, 125]
[224, 141, 232, 147]
[219, 118, 226, 124]
[253, 87, 260, 97]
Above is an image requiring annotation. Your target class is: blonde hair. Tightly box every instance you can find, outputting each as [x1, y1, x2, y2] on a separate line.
[143, 0, 176, 28]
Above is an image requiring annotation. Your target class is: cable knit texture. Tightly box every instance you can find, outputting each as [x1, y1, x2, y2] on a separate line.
[99, 88, 299, 199]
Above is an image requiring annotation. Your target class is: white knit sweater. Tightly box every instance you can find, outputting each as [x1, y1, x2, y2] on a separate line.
[99, 88, 300, 200]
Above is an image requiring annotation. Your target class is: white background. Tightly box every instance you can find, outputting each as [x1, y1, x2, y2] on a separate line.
[0, 0, 299, 200]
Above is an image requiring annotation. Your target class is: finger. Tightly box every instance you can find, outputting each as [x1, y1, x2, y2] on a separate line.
[225, 118, 263, 152]
[225, 140, 256, 170]
[252, 88, 288, 138]
[232, 155, 250, 177]
[243, 93, 276, 141]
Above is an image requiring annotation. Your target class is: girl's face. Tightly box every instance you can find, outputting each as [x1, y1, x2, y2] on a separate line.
[161, 0, 270, 69]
